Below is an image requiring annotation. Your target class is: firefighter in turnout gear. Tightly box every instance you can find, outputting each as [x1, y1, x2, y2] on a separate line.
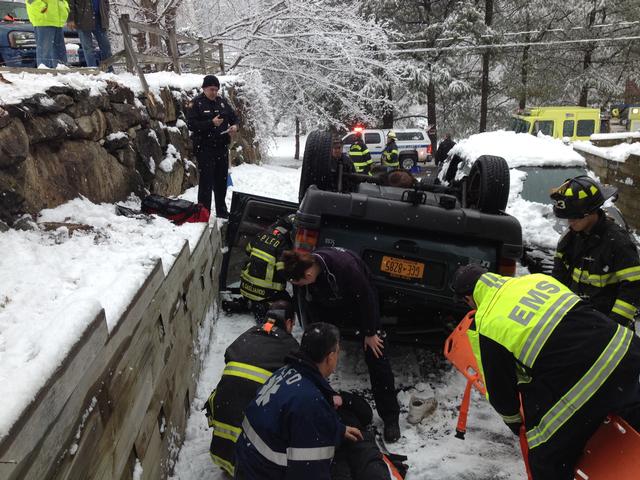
[451, 264, 640, 480]
[550, 176, 640, 329]
[381, 131, 399, 169]
[348, 131, 373, 175]
[238, 214, 295, 323]
[204, 301, 299, 477]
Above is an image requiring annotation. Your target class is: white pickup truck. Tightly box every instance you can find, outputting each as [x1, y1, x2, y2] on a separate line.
[342, 128, 433, 170]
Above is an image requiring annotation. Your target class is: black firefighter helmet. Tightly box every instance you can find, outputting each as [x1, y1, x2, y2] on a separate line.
[550, 175, 617, 219]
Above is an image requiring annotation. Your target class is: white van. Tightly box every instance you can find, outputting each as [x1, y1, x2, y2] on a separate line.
[342, 128, 433, 169]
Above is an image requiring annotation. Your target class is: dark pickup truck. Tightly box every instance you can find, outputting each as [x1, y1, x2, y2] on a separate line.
[221, 131, 523, 341]
[0, 1, 86, 67]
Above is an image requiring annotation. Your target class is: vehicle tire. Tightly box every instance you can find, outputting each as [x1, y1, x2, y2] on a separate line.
[400, 153, 417, 171]
[464, 155, 510, 213]
[298, 130, 333, 201]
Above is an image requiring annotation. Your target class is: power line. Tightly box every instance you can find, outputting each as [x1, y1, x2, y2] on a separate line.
[387, 20, 640, 46]
[389, 35, 640, 54]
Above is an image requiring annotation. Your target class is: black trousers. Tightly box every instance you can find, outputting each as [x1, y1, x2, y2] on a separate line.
[526, 350, 640, 480]
[196, 146, 229, 215]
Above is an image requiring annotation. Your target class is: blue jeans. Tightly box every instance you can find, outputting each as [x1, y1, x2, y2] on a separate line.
[77, 26, 112, 67]
[34, 26, 67, 68]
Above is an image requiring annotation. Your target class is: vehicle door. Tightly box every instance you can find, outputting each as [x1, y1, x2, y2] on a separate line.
[220, 191, 299, 290]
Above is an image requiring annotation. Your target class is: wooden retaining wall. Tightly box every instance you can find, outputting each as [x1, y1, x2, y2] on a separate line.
[581, 152, 640, 230]
[0, 225, 222, 480]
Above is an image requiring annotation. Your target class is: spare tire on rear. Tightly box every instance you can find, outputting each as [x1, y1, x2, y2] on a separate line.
[298, 130, 333, 201]
[464, 155, 510, 213]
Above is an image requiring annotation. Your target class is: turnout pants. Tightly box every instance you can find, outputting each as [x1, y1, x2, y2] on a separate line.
[526, 349, 640, 480]
[196, 146, 229, 215]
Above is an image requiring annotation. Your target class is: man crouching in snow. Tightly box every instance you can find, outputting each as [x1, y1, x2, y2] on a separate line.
[234, 322, 363, 479]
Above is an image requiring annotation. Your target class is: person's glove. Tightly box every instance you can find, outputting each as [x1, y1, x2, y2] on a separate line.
[505, 421, 522, 436]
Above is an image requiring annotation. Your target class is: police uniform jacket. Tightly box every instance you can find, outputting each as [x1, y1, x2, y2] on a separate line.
[468, 272, 640, 451]
[235, 351, 346, 480]
[552, 211, 640, 327]
[206, 325, 298, 476]
[240, 219, 292, 302]
[305, 247, 380, 336]
[186, 92, 239, 151]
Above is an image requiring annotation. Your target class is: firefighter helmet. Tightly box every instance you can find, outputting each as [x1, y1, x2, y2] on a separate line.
[387, 131, 397, 140]
[550, 176, 617, 219]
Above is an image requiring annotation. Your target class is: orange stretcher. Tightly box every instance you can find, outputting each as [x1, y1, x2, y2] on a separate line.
[444, 311, 640, 480]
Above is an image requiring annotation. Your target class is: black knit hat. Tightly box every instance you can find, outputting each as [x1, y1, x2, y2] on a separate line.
[451, 264, 488, 298]
[202, 75, 220, 88]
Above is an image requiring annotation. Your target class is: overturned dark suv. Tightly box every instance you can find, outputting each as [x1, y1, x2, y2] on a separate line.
[221, 131, 522, 341]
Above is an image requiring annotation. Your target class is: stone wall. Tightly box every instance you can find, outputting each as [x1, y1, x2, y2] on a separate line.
[578, 147, 640, 229]
[0, 79, 259, 224]
[0, 225, 222, 480]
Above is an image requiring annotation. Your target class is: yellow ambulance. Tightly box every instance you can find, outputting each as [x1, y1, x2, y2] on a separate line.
[510, 106, 600, 141]
[629, 106, 640, 132]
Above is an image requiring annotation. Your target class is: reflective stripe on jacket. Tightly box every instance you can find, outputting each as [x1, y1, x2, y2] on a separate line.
[552, 212, 640, 328]
[468, 272, 634, 450]
[26, 0, 69, 27]
[382, 141, 399, 167]
[349, 140, 373, 174]
[240, 224, 291, 302]
[206, 326, 299, 476]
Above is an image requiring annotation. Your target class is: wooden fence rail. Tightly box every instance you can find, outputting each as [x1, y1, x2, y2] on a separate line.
[102, 14, 225, 93]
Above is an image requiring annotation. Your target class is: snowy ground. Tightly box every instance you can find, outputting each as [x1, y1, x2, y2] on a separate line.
[169, 137, 527, 480]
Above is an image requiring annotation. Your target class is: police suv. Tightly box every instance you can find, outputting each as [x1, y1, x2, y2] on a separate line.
[342, 128, 433, 170]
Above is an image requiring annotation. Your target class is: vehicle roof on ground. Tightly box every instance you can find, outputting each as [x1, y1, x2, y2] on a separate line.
[449, 130, 586, 168]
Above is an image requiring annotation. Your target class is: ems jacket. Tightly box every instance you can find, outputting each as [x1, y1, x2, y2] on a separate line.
[26, 0, 69, 27]
[235, 351, 346, 480]
[68, 0, 108, 30]
[186, 92, 239, 151]
[305, 247, 381, 336]
[240, 220, 292, 302]
[205, 324, 298, 476]
[349, 139, 372, 174]
[468, 272, 636, 450]
[381, 141, 399, 167]
[552, 212, 640, 328]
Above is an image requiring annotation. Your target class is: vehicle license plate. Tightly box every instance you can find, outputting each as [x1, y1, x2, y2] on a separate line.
[380, 256, 424, 280]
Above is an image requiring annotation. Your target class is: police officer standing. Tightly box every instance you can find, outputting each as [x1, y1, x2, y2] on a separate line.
[187, 75, 239, 218]
[381, 131, 399, 169]
[451, 264, 640, 480]
[204, 301, 299, 477]
[550, 176, 640, 329]
[281, 247, 401, 443]
[349, 131, 373, 175]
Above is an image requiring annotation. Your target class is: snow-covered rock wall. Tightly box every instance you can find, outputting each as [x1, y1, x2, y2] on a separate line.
[0, 225, 222, 480]
[0, 74, 260, 225]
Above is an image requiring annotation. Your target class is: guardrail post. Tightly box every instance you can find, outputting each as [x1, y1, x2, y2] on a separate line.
[198, 37, 207, 74]
[119, 14, 150, 94]
[168, 28, 181, 74]
[218, 44, 225, 74]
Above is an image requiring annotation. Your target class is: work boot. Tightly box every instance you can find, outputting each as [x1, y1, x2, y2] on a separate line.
[383, 419, 401, 443]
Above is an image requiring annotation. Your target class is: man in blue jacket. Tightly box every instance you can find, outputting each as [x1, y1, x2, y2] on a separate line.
[235, 322, 363, 480]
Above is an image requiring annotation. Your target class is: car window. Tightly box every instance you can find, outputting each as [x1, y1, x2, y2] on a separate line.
[396, 132, 425, 141]
[365, 133, 381, 144]
[0, 2, 28, 19]
[511, 118, 531, 133]
[343, 134, 357, 144]
[519, 166, 588, 204]
[576, 120, 595, 136]
[533, 120, 554, 136]
[562, 120, 574, 137]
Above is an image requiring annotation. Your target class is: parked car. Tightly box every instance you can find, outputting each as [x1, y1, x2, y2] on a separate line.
[0, 0, 86, 68]
[437, 130, 634, 273]
[221, 130, 522, 342]
[342, 127, 433, 170]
